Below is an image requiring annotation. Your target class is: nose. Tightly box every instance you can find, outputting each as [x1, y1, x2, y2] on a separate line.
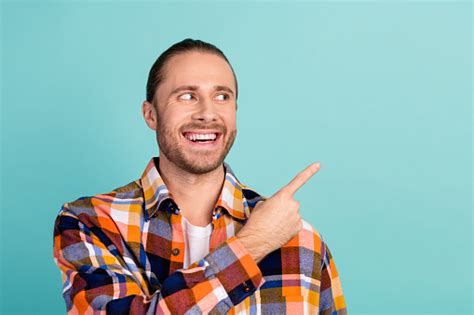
[191, 96, 218, 122]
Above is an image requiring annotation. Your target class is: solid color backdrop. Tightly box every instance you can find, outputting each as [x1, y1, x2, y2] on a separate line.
[1, 1, 472, 314]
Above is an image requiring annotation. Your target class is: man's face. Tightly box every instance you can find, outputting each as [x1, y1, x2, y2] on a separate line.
[152, 51, 237, 174]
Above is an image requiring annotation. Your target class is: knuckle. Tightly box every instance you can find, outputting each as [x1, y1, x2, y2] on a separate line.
[278, 191, 289, 199]
[297, 220, 303, 230]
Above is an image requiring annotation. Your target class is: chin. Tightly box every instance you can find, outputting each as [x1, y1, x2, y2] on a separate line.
[182, 155, 225, 174]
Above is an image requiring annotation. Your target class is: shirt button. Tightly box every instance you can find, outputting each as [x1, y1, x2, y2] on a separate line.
[172, 248, 180, 256]
[170, 206, 179, 215]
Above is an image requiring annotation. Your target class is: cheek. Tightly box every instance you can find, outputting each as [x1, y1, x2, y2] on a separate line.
[159, 109, 185, 130]
[227, 121, 237, 132]
[224, 111, 237, 129]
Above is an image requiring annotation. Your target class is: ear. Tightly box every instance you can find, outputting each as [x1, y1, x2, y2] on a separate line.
[235, 102, 238, 111]
[142, 100, 158, 131]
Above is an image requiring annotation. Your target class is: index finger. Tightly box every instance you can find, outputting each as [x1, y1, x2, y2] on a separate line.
[280, 162, 320, 196]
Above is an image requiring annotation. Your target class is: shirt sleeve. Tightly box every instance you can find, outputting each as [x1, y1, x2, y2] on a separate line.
[53, 206, 264, 315]
[319, 241, 347, 315]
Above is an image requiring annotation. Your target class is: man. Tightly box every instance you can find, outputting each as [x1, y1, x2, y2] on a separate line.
[53, 38, 347, 314]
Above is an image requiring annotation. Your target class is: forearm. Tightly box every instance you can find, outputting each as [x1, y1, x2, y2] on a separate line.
[155, 236, 264, 313]
[236, 229, 272, 264]
[54, 208, 264, 314]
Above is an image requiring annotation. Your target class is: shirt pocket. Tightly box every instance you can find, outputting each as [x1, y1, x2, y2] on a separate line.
[283, 294, 308, 314]
[281, 273, 317, 314]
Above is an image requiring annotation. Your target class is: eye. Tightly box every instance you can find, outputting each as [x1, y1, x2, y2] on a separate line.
[215, 93, 230, 101]
[178, 93, 195, 101]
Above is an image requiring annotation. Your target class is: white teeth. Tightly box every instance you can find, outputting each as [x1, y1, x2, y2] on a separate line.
[184, 133, 217, 142]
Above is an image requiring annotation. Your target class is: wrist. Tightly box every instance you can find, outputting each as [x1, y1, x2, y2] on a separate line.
[236, 230, 269, 263]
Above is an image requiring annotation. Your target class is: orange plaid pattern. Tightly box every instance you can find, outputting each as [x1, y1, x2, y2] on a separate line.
[53, 157, 347, 314]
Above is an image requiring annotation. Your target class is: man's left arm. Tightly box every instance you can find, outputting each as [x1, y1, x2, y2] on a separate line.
[319, 241, 347, 315]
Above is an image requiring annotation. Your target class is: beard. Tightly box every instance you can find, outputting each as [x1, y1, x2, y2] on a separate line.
[155, 118, 237, 175]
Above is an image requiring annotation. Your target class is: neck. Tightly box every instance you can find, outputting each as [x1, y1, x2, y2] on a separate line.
[157, 154, 225, 226]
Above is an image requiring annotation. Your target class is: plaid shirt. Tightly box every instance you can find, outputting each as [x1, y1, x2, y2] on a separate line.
[53, 157, 347, 314]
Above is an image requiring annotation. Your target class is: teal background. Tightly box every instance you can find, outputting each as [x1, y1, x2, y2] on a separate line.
[1, 1, 472, 314]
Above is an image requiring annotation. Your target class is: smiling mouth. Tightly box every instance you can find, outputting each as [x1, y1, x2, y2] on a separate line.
[182, 132, 222, 145]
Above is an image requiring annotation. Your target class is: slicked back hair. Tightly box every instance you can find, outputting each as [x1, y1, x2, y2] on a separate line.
[146, 38, 239, 105]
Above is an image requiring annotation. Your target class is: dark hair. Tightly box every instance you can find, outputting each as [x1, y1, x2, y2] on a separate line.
[146, 38, 238, 104]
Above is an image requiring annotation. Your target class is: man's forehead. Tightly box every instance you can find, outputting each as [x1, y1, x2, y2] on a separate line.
[161, 52, 235, 90]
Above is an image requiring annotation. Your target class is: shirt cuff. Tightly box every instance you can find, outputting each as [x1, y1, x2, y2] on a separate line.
[201, 235, 264, 306]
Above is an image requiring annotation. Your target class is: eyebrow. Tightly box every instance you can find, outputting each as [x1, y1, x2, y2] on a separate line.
[169, 85, 235, 97]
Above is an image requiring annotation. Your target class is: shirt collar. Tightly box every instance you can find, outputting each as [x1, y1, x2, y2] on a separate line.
[140, 156, 252, 221]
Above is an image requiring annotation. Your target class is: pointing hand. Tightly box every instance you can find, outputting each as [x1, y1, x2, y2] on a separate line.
[236, 162, 321, 263]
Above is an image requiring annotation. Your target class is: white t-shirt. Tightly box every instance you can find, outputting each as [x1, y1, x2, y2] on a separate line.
[181, 216, 213, 269]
